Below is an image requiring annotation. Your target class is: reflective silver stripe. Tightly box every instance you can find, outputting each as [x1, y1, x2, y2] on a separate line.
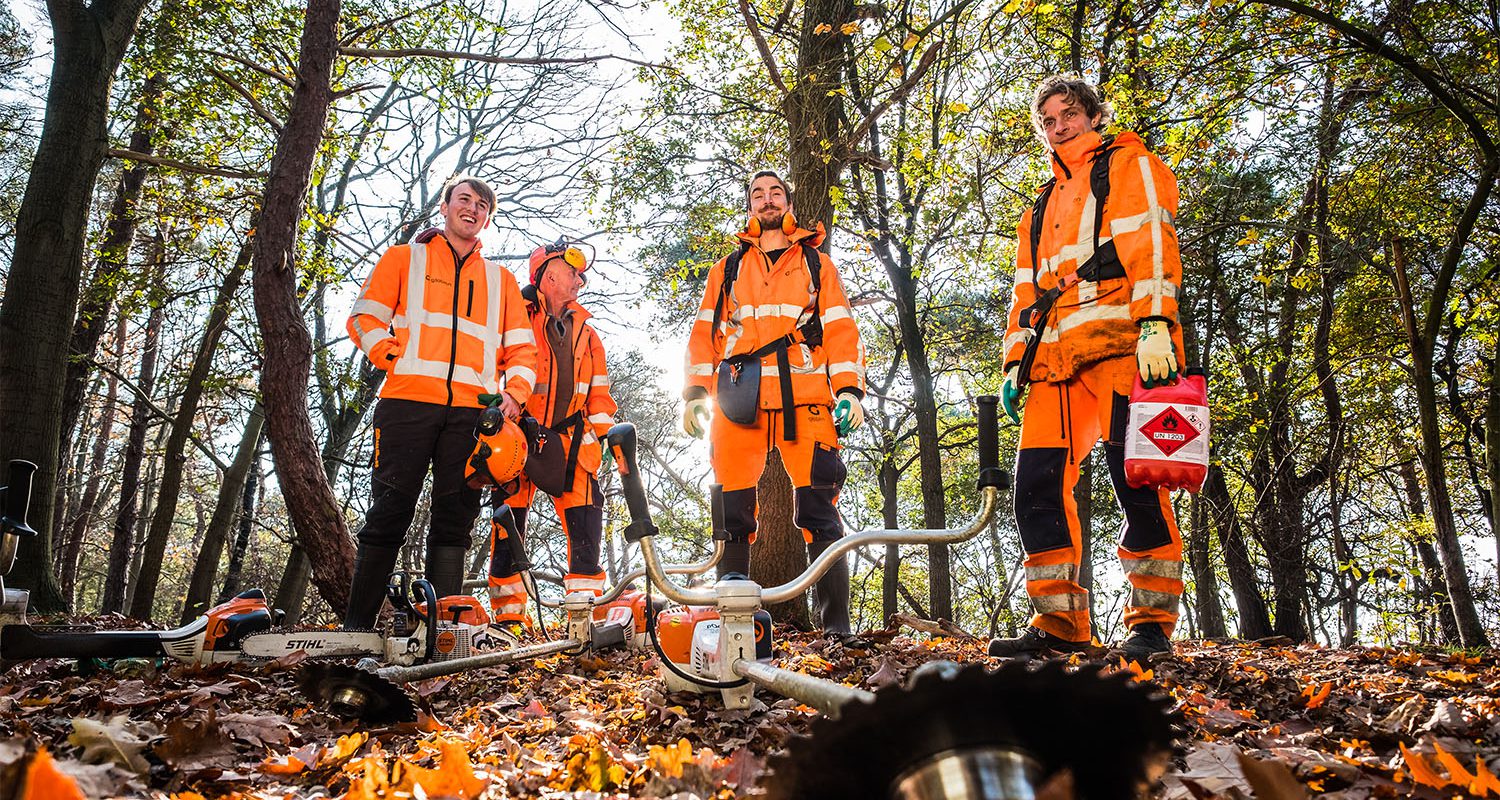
[1130, 278, 1178, 303]
[1054, 303, 1131, 334]
[1121, 557, 1183, 580]
[352, 298, 394, 321]
[507, 365, 537, 388]
[1003, 331, 1030, 354]
[696, 309, 716, 322]
[1013, 268, 1034, 285]
[1129, 588, 1180, 613]
[687, 363, 714, 376]
[481, 259, 503, 392]
[404, 244, 428, 365]
[359, 329, 393, 353]
[488, 583, 526, 599]
[575, 381, 589, 394]
[394, 358, 486, 388]
[1025, 563, 1076, 583]
[565, 576, 607, 592]
[828, 361, 862, 376]
[1031, 592, 1089, 613]
[822, 305, 852, 323]
[1138, 155, 1165, 317]
[591, 375, 610, 387]
[588, 413, 613, 425]
[1109, 205, 1175, 237]
[734, 302, 807, 321]
[503, 327, 536, 346]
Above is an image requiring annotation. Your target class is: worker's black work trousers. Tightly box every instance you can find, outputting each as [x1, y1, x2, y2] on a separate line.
[355, 398, 483, 550]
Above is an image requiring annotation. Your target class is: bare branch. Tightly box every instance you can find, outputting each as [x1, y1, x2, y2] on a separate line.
[108, 148, 263, 179]
[88, 359, 231, 471]
[208, 67, 284, 133]
[845, 40, 944, 150]
[340, 46, 665, 70]
[201, 49, 296, 89]
[739, 0, 788, 95]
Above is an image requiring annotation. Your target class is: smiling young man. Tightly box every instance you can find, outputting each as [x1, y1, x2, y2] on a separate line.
[992, 76, 1188, 660]
[485, 240, 617, 639]
[343, 174, 537, 627]
[681, 170, 867, 640]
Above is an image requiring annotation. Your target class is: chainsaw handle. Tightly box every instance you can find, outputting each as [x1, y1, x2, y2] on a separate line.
[606, 424, 657, 542]
[1, 459, 38, 538]
[410, 578, 439, 662]
[976, 395, 1008, 490]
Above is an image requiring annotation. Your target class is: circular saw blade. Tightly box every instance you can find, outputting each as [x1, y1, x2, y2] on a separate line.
[297, 662, 417, 724]
[760, 659, 1179, 800]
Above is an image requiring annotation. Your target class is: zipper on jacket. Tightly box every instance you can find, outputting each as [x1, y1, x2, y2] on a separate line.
[466, 280, 475, 317]
[444, 241, 469, 407]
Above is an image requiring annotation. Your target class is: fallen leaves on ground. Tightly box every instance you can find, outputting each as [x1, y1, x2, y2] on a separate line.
[0, 620, 1495, 798]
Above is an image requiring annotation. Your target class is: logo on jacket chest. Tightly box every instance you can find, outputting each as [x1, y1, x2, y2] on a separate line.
[425, 274, 454, 289]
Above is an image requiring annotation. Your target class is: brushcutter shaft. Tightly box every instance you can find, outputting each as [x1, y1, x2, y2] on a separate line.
[731, 659, 874, 718]
[371, 638, 583, 683]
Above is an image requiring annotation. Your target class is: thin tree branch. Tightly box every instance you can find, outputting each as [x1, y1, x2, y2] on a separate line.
[108, 148, 262, 179]
[739, 0, 788, 95]
[845, 41, 944, 149]
[208, 67, 284, 133]
[340, 46, 664, 70]
[88, 360, 231, 471]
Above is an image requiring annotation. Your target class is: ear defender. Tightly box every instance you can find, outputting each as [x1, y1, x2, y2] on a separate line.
[747, 216, 762, 237]
[781, 210, 797, 235]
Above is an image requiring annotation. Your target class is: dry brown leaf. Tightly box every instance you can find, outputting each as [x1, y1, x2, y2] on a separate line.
[67, 715, 157, 773]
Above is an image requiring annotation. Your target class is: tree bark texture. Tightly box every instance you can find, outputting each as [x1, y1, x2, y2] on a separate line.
[752, 449, 811, 629]
[130, 242, 250, 619]
[219, 455, 260, 602]
[0, 0, 152, 612]
[249, 0, 354, 613]
[1205, 464, 1272, 639]
[1187, 492, 1226, 638]
[1398, 456, 1461, 644]
[58, 318, 125, 605]
[879, 450, 899, 621]
[181, 404, 263, 622]
[101, 284, 163, 615]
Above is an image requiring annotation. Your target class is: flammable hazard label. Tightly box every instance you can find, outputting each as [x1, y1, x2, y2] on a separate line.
[1126, 401, 1209, 462]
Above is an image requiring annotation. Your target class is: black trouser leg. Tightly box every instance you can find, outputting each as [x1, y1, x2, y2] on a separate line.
[425, 545, 468, 598]
[344, 544, 400, 628]
[807, 540, 851, 635]
[717, 540, 752, 579]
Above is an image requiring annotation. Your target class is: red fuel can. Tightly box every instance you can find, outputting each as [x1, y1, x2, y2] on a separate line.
[1123, 367, 1210, 493]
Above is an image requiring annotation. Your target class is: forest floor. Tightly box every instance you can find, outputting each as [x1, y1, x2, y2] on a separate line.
[0, 616, 1496, 799]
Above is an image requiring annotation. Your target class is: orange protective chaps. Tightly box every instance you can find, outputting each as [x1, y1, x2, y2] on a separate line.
[1014, 356, 1183, 643]
[708, 404, 846, 545]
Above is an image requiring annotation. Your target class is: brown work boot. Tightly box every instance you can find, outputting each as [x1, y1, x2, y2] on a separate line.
[987, 626, 1090, 658]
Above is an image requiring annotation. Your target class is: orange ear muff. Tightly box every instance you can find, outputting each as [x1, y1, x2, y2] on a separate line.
[781, 210, 797, 235]
[747, 216, 762, 237]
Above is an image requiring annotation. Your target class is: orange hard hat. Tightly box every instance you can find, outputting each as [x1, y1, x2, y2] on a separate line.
[466, 415, 527, 489]
[528, 239, 591, 286]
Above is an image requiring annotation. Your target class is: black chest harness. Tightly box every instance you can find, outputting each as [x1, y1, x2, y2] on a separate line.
[1015, 136, 1128, 388]
[713, 242, 825, 440]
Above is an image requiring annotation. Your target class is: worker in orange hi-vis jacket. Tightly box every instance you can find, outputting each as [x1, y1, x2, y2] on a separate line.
[343, 174, 538, 628]
[989, 76, 1187, 662]
[681, 169, 867, 640]
[485, 240, 618, 641]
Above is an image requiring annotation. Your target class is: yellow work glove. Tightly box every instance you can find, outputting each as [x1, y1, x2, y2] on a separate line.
[682, 397, 710, 438]
[1001, 364, 1024, 425]
[1136, 319, 1179, 387]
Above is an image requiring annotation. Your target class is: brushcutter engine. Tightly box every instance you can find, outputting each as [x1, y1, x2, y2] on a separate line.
[654, 603, 773, 693]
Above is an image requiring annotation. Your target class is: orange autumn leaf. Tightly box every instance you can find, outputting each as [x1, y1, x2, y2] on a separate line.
[1401, 743, 1454, 790]
[1301, 681, 1332, 709]
[342, 753, 391, 800]
[813, 22, 832, 34]
[1431, 743, 1488, 795]
[20, 748, 86, 800]
[321, 732, 369, 768]
[261, 753, 308, 775]
[1117, 657, 1154, 682]
[646, 738, 695, 779]
[388, 739, 488, 800]
[1474, 758, 1500, 795]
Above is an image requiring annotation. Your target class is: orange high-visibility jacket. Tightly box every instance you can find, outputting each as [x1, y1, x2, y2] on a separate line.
[348, 234, 538, 408]
[684, 223, 866, 408]
[525, 297, 617, 472]
[1004, 130, 1185, 384]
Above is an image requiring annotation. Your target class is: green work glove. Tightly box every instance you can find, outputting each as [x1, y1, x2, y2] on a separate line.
[833, 391, 864, 436]
[682, 397, 710, 439]
[1001, 364, 1024, 426]
[1136, 319, 1179, 388]
[478, 393, 504, 407]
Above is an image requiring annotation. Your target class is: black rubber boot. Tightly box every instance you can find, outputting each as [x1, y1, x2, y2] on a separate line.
[986, 626, 1090, 658]
[717, 540, 751, 580]
[807, 541, 852, 638]
[344, 544, 400, 629]
[1116, 622, 1172, 661]
[425, 545, 468, 599]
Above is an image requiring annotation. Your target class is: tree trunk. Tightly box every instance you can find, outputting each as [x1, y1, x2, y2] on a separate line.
[1204, 464, 1272, 638]
[1488, 337, 1500, 572]
[1398, 456, 1460, 644]
[59, 318, 125, 605]
[752, 449, 811, 629]
[249, 0, 355, 613]
[1187, 492, 1226, 638]
[101, 275, 164, 615]
[55, 73, 163, 550]
[181, 404, 263, 622]
[0, 0, 152, 612]
[130, 239, 251, 619]
[1075, 451, 1095, 639]
[273, 544, 313, 625]
[1391, 238, 1490, 647]
[219, 454, 260, 602]
[879, 450, 899, 622]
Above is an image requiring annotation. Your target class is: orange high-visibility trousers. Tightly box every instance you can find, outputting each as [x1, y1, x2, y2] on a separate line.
[709, 404, 846, 544]
[1014, 355, 1183, 643]
[486, 462, 606, 622]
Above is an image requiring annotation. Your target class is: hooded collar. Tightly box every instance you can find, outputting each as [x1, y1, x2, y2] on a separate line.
[1050, 129, 1105, 181]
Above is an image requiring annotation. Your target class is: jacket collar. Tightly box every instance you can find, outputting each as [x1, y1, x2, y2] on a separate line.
[734, 219, 827, 251]
[1050, 129, 1105, 181]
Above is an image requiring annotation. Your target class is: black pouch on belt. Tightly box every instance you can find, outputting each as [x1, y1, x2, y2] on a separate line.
[715, 355, 761, 425]
[520, 413, 585, 497]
